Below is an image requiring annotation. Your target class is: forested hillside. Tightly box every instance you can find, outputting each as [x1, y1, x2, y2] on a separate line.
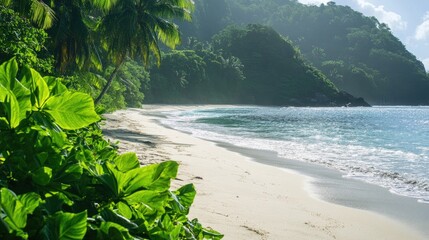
[146, 25, 368, 106]
[178, 0, 429, 105]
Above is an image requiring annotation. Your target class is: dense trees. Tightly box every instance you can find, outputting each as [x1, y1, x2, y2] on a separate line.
[95, 0, 195, 103]
[2, 0, 428, 107]
[211, 24, 366, 106]
[0, 6, 53, 73]
[146, 25, 368, 106]
[176, 0, 429, 105]
[1, 0, 100, 72]
[0, 0, 197, 110]
[265, 2, 429, 104]
[146, 41, 245, 103]
[0, 1, 224, 238]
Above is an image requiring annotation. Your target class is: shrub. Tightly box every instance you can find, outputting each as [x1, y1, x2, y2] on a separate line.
[0, 6, 53, 73]
[0, 58, 222, 239]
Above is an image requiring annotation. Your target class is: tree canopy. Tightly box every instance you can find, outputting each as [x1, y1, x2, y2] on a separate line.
[145, 24, 369, 106]
[176, 0, 429, 105]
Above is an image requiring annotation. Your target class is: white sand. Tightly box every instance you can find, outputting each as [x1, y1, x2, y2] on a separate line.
[103, 106, 424, 240]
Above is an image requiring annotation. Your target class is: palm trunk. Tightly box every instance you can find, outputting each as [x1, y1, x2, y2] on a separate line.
[95, 60, 124, 104]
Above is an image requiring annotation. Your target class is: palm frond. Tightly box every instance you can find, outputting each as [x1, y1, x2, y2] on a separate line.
[91, 0, 119, 12]
[100, 0, 194, 67]
[30, 0, 56, 29]
[153, 1, 193, 21]
[154, 19, 181, 49]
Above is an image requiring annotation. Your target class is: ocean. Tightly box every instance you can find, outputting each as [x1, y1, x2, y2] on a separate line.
[160, 106, 429, 204]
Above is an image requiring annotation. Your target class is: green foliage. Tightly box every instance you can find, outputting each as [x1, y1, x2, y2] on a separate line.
[147, 24, 365, 106]
[99, 0, 194, 67]
[186, 0, 232, 41]
[64, 59, 149, 112]
[44, 92, 100, 130]
[146, 44, 245, 104]
[0, 0, 56, 29]
[0, 6, 53, 73]
[109, 60, 148, 108]
[176, 0, 429, 105]
[41, 211, 88, 240]
[0, 58, 222, 239]
[211, 24, 344, 105]
[94, 0, 195, 104]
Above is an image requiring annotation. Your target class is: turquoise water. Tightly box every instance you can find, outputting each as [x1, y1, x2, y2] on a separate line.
[161, 106, 429, 203]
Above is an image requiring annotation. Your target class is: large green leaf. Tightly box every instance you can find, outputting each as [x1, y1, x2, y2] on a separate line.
[0, 85, 21, 128]
[116, 201, 132, 219]
[56, 211, 87, 240]
[56, 164, 83, 183]
[41, 211, 87, 240]
[31, 167, 53, 186]
[20, 66, 50, 108]
[99, 209, 138, 230]
[17, 192, 42, 215]
[123, 161, 178, 194]
[123, 190, 168, 212]
[149, 215, 182, 239]
[11, 79, 31, 120]
[0, 58, 18, 88]
[0, 58, 29, 121]
[97, 222, 134, 240]
[87, 163, 120, 198]
[0, 188, 29, 239]
[45, 76, 68, 96]
[44, 91, 100, 130]
[114, 152, 140, 172]
[103, 161, 164, 198]
[170, 184, 196, 213]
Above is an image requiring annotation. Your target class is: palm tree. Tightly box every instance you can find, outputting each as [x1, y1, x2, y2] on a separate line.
[49, 0, 111, 73]
[0, 0, 56, 29]
[0, 0, 105, 72]
[94, 0, 194, 103]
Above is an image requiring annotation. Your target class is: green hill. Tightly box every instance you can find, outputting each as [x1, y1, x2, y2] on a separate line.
[146, 24, 368, 106]
[178, 0, 429, 105]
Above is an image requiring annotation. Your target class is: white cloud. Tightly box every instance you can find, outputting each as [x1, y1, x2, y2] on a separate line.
[298, 0, 330, 5]
[423, 58, 429, 72]
[415, 12, 429, 41]
[355, 0, 407, 30]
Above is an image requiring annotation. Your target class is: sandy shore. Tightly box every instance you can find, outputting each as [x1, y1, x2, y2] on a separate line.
[102, 105, 425, 240]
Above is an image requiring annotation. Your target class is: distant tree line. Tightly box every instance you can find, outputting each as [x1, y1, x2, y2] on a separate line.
[3, 0, 428, 108]
[146, 24, 369, 106]
[175, 0, 429, 105]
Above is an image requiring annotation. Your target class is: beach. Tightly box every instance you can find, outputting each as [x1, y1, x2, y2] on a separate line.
[102, 105, 425, 240]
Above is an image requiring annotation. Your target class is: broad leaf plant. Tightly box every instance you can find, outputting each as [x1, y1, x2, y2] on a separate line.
[0, 58, 222, 239]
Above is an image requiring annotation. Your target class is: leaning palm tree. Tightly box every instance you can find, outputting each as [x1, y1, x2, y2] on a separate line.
[0, 0, 107, 72]
[95, 0, 194, 103]
[48, 0, 120, 72]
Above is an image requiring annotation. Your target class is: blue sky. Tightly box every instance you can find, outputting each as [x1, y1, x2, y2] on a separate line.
[298, 0, 429, 71]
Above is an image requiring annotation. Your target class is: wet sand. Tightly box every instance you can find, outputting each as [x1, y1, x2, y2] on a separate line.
[102, 105, 426, 239]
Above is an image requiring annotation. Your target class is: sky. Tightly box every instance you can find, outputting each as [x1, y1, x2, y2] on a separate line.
[298, 0, 429, 72]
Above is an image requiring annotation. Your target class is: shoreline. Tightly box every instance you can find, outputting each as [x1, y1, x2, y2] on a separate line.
[103, 105, 426, 239]
[215, 142, 429, 237]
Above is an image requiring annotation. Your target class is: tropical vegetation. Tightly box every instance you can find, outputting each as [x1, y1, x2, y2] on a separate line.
[0, 0, 223, 239]
[176, 0, 429, 105]
[1, 0, 195, 110]
[1, 0, 428, 238]
[0, 58, 222, 239]
[146, 25, 368, 106]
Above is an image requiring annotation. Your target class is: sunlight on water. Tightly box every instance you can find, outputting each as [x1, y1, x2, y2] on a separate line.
[161, 106, 429, 203]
